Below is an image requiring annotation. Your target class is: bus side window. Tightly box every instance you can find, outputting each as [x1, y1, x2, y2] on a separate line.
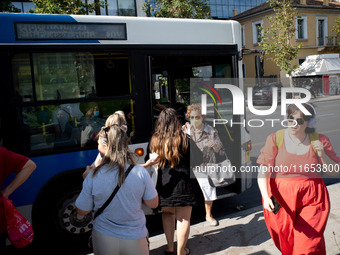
[80, 105, 104, 148]
[12, 54, 33, 102]
[32, 53, 96, 101]
[52, 107, 81, 149]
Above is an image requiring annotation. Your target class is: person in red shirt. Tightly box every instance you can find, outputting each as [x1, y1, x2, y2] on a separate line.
[0, 144, 36, 254]
[257, 103, 340, 255]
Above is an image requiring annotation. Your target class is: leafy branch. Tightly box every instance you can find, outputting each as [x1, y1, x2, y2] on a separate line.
[30, 0, 105, 15]
[259, 0, 301, 77]
[333, 16, 340, 37]
[143, 0, 211, 19]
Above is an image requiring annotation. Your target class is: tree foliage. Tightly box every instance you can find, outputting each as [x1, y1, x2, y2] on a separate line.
[31, 0, 104, 15]
[0, 0, 21, 12]
[143, 0, 211, 19]
[333, 16, 340, 36]
[259, 0, 301, 76]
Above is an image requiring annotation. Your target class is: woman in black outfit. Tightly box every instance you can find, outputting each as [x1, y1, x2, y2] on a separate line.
[148, 108, 202, 255]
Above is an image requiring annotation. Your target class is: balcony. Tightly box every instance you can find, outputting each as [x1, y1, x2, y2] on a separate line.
[325, 36, 340, 46]
[317, 36, 340, 51]
[318, 36, 340, 46]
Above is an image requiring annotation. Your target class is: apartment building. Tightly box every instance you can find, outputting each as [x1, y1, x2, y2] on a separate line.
[232, 0, 340, 82]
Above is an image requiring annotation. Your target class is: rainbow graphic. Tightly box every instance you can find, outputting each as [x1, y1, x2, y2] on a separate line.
[199, 83, 234, 142]
[199, 84, 222, 106]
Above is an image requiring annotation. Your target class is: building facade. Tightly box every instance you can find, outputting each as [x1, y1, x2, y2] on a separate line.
[8, 0, 268, 18]
[9, 0, 145, 17]
[144, 0, 267, 19]
[232, 0, 340, 86]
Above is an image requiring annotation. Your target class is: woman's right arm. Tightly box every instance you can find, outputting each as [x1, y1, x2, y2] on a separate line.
[1, 159, 36, 199]
[140, 156, 159, 168]
[257, 133, 278, 213]
[82, 153, 102, 179]
[143, 195, 159, 209]
[141, 166, 159, 208]
[75, 173, 94, 215]
[257, 166, 274, 213]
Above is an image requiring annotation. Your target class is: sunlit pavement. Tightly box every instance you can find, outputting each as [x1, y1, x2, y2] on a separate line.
[148, 182, 340, 255]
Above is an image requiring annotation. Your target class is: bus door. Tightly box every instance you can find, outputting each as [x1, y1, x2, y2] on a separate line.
[149, 54, 234, 117]
[148, 53, 245, 197]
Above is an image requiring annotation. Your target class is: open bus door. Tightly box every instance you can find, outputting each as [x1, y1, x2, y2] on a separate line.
[148, 54, 252, 201]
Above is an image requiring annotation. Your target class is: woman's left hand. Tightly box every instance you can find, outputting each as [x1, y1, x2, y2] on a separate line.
[312, 140, 340, 176]
[312, 140, 324, 158]
[207, 140, 215, 148]
[208, 140, 222, 153]
[83, 165, 94, 179]
[144, 156, 160, 168]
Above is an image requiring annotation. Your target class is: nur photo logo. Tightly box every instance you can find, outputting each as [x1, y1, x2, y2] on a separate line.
[195, 79, 313, 129]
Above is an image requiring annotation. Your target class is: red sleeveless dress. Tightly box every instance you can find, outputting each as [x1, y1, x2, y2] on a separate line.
[257, 133, 340, 255]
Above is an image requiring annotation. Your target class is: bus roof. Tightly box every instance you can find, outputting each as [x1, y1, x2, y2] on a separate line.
[0, 13, 241, 47]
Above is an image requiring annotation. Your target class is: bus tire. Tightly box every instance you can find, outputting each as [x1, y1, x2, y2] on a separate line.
[32, 169, 92, 249]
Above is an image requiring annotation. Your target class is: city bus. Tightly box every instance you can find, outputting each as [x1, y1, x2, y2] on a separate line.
[0, 13, 252, 246]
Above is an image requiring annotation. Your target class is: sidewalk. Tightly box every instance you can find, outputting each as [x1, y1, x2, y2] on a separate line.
[310, 94, 340, 103]
[149, 182, 340, 255]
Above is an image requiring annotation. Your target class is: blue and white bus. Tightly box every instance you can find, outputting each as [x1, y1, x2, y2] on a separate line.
[0, 13, 252, 246]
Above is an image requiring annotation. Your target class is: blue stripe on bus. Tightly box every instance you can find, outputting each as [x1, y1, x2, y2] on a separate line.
[7, 149, 98, 207]
[0, 13, 100, 44]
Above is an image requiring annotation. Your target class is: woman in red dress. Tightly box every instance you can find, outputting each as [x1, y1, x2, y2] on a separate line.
[257, 103, 340, 255]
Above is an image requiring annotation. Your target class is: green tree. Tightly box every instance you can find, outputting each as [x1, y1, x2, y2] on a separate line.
[143, 0, 211, 19]
[259, 0, 301, 82]
[0, 0, 21, 12]
[333, 16, 340, 37]
[31, 0, 104, 15]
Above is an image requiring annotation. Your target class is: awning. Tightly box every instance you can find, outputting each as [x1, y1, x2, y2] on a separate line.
[292, 54, 340, 77]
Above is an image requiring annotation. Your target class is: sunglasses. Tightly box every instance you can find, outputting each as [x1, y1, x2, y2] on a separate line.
[101, 124, 121, 140]
[189, 116, 201, 120]
[288, 115, 305, 125]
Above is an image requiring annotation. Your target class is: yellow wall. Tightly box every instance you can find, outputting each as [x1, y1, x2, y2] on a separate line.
[237, 7, 340, 81]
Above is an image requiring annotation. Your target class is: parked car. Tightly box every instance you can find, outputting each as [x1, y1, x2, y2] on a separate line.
[252, 82, 283, 106]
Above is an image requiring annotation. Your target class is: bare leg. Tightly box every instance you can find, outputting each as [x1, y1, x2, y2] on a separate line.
[162, 207, 176, 253]
[205, 200, 218, 226]
[175, 206, 192, 255]
[205, 200, 214, 220]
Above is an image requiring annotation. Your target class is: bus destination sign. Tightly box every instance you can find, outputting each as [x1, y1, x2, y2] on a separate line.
[15, 22, 127, 40]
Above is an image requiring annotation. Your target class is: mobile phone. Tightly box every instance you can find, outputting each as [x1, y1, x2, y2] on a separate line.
[271, 196, 281, 214]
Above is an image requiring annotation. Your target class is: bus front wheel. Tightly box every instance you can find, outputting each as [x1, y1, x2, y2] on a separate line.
[32, 169, 92, 249]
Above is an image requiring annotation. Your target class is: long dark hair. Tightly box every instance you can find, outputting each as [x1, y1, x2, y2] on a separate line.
[149, 108, 188, 168]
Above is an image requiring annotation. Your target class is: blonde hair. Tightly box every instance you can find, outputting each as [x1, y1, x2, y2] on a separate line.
[92, 125, 136, 186]
[105, 113, 125, 127]
[114, 110, 127, 124]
